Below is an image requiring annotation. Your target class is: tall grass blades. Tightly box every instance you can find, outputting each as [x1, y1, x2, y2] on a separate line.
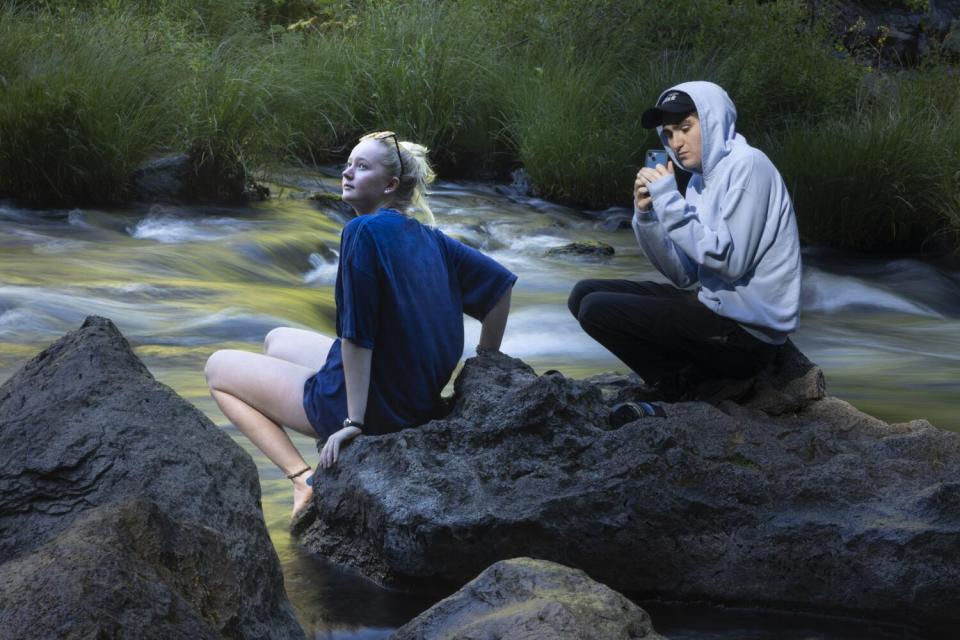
[0, 0, 957, 253]
[0, 8, 187, 203]
[177, 30, 283, 195]
[503, 51, 718, 207]
[681, 0, 862, 137]
[309, 1, 504, 174]
[767, 86, 951, 252]
[256, 32, 356, 165]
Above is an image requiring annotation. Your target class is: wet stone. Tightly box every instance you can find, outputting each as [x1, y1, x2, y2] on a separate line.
[294, 347, 960, 636]
[545, 240, 615, 260]
[391, 558, 664, 640]
[0, 316, 304, 640]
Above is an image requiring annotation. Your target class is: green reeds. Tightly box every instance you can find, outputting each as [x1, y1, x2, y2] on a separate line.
[0, 6, 187, 203]
[300, 0, 505, 173]
[0, 0, 957, 252]
[768, 70, 960, 252]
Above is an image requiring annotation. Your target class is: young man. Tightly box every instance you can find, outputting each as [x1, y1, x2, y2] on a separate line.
[568, 81, 801, 406]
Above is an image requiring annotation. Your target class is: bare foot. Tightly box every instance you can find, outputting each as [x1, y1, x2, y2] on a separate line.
[292, 473, 314, 521]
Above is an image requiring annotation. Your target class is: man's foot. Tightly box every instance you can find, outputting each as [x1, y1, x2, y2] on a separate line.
[608, 401, 666, 428]
[651, 366, 707, 402]
[691, 375, 756, 405]
[291, 472, 314, 521]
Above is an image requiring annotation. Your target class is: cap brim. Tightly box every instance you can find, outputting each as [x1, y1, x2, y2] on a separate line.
[640, 107, 665, 129]
[641, 102, 696, 129]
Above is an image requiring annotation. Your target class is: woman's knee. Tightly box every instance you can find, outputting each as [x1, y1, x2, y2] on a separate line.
[263, 327, 293, 356]
[263, 327, 333, 368]
[204, 349, 242, 391]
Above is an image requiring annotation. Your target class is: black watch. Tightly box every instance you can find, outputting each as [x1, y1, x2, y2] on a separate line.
[343, 418, 364, 430]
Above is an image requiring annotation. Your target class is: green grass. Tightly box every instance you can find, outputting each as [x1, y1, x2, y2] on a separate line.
[497, 0, 865, 208]
[0, 0, 957, 253]
[502, 52, 718, 207]
[296, 0, 506, 173]
[768, 69, 960, 252]
[0, 6, 188, 203]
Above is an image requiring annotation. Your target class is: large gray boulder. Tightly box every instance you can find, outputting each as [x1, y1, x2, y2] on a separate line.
[0, 498, 241, 639]
[391, 558, 663, 640]
[0, 316, 303, 640]
[295, 348, 958, 635]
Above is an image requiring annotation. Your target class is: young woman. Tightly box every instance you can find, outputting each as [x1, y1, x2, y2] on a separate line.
[205, 132, 516, 519]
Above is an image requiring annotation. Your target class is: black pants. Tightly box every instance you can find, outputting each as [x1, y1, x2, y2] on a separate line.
[568, 279, 778, 385]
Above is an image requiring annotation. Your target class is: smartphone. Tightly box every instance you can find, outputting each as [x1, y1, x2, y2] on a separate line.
[644, 149, 668, 169]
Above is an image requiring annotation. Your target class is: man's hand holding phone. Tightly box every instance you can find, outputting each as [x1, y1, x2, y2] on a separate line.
[635, 149, 673, 212]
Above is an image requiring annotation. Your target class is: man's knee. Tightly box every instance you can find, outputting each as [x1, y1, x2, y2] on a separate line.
[575, 292, 614, 333]
[568, 280, 598, 318]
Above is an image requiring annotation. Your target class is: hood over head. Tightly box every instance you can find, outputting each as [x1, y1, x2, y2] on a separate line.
[654, 81, 738, 179]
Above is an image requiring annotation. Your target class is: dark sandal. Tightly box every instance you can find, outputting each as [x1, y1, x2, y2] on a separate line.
[609, 401, 666, 428]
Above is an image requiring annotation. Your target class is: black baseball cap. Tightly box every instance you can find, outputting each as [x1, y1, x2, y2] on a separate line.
[641, 90, 697, 129]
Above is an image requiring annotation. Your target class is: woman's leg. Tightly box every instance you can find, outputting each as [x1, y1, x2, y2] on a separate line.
[263, 327, 335, 368]
[204, 349, 319, 519]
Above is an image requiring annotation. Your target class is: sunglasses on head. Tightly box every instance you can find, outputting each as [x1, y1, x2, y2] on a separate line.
[371, 131, 404, 178]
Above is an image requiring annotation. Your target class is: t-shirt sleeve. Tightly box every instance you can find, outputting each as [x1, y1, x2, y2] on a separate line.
[336, 223, 380, 349]
[440, 232, 517, 321]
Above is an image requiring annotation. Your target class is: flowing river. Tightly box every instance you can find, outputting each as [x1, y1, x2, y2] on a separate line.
[1, 170, 957, 639]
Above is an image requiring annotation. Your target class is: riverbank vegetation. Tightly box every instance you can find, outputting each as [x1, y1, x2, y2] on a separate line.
[0, 0, 958, 252]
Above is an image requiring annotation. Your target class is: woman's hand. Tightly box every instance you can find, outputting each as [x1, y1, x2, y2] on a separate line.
[336, 337, 370, 469]
[319, 425, 362, 469]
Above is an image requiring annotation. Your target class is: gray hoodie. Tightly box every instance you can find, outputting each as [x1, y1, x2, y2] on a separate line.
[633, 81, 801, 344]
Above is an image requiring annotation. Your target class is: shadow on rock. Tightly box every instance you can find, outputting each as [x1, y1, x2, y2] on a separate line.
[604, 340, 826, 414]
[0, 498, 241, 640]
[0, 316, 303, 640]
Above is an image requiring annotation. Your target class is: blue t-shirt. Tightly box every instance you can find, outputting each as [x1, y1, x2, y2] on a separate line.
[303, 208, 517, 438]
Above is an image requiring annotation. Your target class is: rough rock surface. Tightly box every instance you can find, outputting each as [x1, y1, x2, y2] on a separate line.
[295, 347, 959, 636]
[0, 498, 241, 640]
[391, 558, 663, 640]
[0, 316, 303, 640]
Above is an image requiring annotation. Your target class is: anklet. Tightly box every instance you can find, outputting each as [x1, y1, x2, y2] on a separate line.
[286, 466, 312, 480]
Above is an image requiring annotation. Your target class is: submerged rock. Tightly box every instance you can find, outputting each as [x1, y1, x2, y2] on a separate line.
[295, 347, 959, 635]
[545, 240, 615, 260]
[130, 153, 264, 204]
[0, 316, 303, 640]
[391, 557, 663, 640]
[0, 498, 241, 640]
[581, 205, 634, 231]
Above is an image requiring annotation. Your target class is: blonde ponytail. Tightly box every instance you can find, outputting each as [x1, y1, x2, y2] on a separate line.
[360, 131, 436, 225]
